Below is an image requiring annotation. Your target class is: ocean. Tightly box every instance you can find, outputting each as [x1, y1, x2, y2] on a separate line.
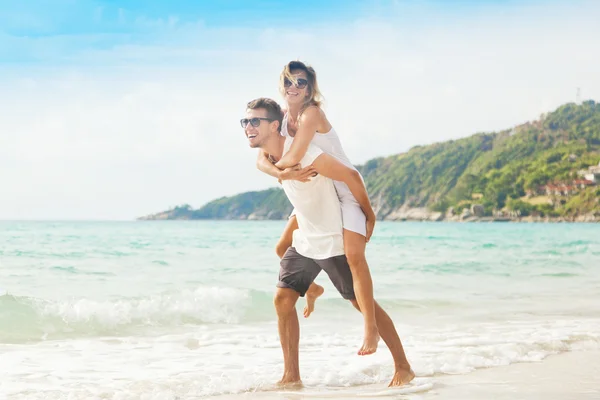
[1, 221, 599, 399]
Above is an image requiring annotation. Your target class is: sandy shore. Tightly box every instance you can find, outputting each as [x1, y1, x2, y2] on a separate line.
[425, 350, 600, 400]
[209, 350, 600, 399]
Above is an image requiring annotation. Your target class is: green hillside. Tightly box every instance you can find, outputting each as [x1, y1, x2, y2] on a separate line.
[140, 101, 600, 221]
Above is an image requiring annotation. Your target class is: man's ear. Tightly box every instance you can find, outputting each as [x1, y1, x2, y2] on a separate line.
[272, 120, 280, 133]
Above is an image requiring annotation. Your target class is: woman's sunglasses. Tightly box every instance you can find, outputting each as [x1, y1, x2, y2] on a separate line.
[240, 117, 274, 128]
[284, 78, 308, 89]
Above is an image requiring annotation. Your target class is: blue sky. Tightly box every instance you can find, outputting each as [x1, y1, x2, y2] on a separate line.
[1, 0, 550, 64]
[1, 0, 519, 36]
[1, 0, 364, 34]
[1, 0, 599, 220]
[1, 0, 364, 63]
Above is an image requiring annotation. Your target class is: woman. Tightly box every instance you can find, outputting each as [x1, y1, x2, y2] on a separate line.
[256, 60, 379, 356]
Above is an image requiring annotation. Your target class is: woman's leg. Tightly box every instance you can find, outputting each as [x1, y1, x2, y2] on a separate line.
[344, 229, 379, 355]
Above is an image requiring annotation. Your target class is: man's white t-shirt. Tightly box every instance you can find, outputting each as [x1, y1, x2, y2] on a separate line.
[280, 137, 345, 260]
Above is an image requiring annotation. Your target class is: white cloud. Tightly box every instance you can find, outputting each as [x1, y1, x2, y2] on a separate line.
[1, 1, 599, 220]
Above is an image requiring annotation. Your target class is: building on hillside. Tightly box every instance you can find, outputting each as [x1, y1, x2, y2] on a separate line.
[572, 179, 595, 189]
[544, 184, 574, 197]
[577, 161, 600, 183]
[538, 179, 595, 197]
[527, 179, 594, 197]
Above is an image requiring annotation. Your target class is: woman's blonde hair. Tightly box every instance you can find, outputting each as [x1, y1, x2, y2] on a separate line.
[279, 60, 323, 114]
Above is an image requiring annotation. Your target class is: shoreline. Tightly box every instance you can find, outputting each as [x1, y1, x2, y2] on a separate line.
[136, 217, 600, 222]
[206, 350, 600, 399]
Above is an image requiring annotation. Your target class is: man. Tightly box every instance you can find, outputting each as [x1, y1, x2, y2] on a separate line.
[240, 97, 415, 387]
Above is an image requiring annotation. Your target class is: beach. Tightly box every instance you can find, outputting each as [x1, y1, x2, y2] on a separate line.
[1, 221, 598, 399]
[427, 350, 600, 400]
[209, 350, 599, 399]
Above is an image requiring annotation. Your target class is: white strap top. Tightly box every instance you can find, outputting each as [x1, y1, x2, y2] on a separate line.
[281, 112, 356, 171]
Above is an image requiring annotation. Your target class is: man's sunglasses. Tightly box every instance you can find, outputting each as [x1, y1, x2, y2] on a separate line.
[284, 78, 308, 89]
[240, 117, 274, 128]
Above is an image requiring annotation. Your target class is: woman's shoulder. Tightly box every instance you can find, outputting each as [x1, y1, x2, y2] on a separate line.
[299, 105, 326, 121]
[298, 106, 331, 134]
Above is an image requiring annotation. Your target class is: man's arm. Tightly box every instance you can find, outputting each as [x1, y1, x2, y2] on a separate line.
[256, 150, 282, 179]
[311, 153, 376, 222]
[274, 107, 320, 169]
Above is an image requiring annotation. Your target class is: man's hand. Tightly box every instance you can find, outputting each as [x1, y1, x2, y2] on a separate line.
[366, 214, 376, 243]
[278, 164, 317, 183]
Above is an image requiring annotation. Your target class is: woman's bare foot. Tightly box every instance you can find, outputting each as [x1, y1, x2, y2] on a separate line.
[303, 283, 324, 318]
[388, 366, 415, 387]
[358, 325, 380, 355]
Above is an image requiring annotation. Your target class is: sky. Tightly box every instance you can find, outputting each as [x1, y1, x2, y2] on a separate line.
[1, 0, 599, 220]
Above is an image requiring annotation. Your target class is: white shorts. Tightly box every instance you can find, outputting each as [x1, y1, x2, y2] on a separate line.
[288, 179, 367, 237]
[333, 180, 367, 237]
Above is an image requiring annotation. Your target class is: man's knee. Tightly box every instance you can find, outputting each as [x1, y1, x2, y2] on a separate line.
[274, 288, 298, 315]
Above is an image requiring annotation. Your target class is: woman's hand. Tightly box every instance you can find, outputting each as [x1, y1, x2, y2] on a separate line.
[278, 164, 317, 183]
[365, 213, 376, 243]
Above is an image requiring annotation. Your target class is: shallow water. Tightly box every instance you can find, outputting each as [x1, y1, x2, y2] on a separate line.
[1, 221, 599, 399]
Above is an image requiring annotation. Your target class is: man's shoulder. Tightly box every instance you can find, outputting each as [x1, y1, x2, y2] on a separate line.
[301, 144, 324, 167]
[284, 137, 324, 166]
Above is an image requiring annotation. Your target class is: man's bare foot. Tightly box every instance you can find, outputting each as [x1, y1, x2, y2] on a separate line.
[388, 366, 415, 387]
[358, 326, 380, 355]
[303, 284, 324, 318]
[277, 377, 303, 389]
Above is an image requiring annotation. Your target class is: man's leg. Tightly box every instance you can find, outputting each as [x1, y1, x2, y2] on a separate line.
[274, 287, 302, 385]
[276, 247, 323, 385]
[350, 299, 415, 387]
[275, 215, 324, 318]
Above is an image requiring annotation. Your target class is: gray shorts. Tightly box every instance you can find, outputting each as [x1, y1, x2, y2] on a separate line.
[277, 247, 356, 300]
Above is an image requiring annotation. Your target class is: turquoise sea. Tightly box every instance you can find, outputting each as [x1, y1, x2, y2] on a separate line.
[1, 221, 599, 399]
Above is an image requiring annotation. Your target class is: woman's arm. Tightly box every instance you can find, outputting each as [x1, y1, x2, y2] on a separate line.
[256, 150, 317, 183]
[274, 107, 320, 169]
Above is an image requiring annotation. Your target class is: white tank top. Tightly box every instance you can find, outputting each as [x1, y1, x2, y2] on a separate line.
[281, 112, 356, 171]
[281, 137, 345, 259]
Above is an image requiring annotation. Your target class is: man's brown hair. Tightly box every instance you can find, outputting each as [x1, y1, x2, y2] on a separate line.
[246, 98, 283, 132]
